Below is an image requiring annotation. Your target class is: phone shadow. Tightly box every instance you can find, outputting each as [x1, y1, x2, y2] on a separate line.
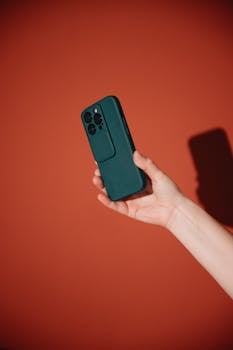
[188, 128, 233, 227]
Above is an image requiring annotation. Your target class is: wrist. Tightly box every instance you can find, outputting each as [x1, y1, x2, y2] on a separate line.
[165, 193, 189, 232]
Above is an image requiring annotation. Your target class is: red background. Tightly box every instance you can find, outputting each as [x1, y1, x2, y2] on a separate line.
[1, 1, 233, 349]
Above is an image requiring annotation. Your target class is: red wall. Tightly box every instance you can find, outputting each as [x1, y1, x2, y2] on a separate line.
[1, 1, 233, 349]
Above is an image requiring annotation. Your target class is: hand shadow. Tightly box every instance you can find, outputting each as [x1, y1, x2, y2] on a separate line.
[188, 128, 233, 227]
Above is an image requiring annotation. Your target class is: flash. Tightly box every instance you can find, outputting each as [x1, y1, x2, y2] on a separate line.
[94, 108, 98, 113]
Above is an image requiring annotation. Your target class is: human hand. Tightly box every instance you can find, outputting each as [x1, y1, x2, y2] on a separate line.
[92, 150, 184, 228]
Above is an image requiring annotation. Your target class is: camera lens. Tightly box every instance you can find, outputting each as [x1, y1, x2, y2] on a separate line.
[94, 113, 102, 125]
[84, 112, 92, 123]
[88, 123, 96, 135]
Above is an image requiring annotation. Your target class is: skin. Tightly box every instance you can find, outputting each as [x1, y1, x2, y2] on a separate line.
[93, 150, 233, 298]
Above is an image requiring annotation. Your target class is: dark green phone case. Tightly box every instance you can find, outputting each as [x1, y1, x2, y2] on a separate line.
[81, 96, 146, 201]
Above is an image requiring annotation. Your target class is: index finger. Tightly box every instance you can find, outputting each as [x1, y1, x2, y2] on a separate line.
[94, 168, 101, 176]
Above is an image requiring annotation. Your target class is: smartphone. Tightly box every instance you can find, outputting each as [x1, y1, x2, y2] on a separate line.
[81, 96, 146, 201]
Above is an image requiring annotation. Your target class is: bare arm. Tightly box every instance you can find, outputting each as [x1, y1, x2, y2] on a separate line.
[93, 150, 233, 298]
[167, 195, 233, 298]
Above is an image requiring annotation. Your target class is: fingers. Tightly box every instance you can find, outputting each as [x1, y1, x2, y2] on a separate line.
[94, 168, 101, 176]
[93, 167, 128, 215]
[92, 174, 104, 189]
[133, 150, 161, 182]
[97, 193, 128, 215]
[93, 167, 102, 188]
[92, 168, 108, 196]
[94, 175, 127, 215]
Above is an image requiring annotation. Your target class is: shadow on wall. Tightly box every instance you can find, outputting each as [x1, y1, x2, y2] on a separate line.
[188, 128, 233, 227]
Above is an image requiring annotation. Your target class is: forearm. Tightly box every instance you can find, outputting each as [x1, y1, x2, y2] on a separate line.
[167, 196, 233, 298]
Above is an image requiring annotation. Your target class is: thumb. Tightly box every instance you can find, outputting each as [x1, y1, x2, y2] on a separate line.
[133, 150, 161, 181]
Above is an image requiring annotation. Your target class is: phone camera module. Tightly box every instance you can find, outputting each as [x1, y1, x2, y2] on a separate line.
[94, 113, 102, 125]
[88, 123, 96, 135]
[84, 112, 92, 123]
